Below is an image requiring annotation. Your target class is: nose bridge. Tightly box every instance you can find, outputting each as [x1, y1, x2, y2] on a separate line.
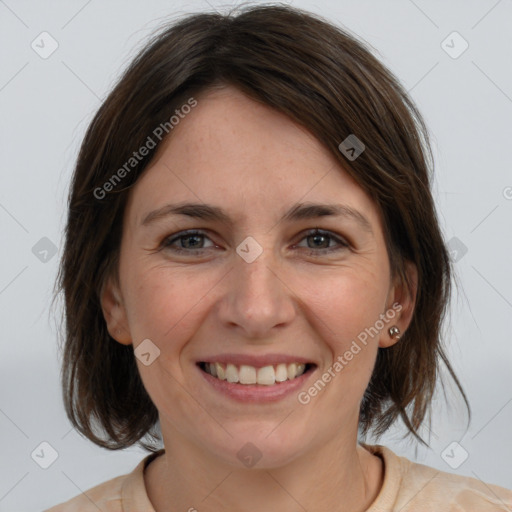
[220, 237, 295, 337]
[236, 246, 279, 300]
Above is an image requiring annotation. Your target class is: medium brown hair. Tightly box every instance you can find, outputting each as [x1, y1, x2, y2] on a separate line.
[55, 3, 469, 451]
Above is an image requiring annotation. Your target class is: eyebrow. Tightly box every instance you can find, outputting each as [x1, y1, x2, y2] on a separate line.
[141, 201, 373, 233]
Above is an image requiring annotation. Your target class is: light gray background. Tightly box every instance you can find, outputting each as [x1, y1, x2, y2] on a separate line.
[1, 0, 511, 510]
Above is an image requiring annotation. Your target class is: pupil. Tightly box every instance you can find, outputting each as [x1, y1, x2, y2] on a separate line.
[311, 234, 327, 248]
[184, 235, 201, 248]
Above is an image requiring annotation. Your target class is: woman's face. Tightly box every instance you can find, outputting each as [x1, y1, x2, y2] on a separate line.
[103, 85, 412, 468]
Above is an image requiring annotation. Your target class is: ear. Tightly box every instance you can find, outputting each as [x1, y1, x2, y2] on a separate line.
[379, 261, 418, 348]
[100, 275, 132, 345]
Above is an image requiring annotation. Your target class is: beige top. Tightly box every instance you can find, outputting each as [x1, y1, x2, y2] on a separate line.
[45, 444, 512, 511]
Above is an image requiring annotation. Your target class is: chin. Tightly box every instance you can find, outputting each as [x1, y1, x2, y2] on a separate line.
[203, 426, 309, 470]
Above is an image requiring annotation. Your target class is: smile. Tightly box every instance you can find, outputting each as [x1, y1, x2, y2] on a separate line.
[199, 362, 312, 385]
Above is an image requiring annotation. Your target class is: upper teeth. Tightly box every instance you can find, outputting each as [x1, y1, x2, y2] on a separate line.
[205, 362, 307, 385]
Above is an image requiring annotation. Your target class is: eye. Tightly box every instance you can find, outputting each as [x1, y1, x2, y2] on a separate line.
[294, 228, 349, 255]
[161, 230, 216, 253]
[160, 228, 349, 256]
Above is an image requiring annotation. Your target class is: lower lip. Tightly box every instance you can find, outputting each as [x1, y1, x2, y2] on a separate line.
[197, 364, 316, 403]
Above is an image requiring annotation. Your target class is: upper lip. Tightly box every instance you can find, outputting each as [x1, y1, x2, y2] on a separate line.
[197, 353, 316, 368]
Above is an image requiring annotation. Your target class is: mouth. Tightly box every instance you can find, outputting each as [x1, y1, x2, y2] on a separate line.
[197, 361, 316, 386]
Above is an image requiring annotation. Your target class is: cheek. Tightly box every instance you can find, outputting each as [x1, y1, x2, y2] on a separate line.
[300, 267, 388, 348]
[297, 267, 388, 401]
[121, 266, 211, 407]
[123, 264, 207, 346]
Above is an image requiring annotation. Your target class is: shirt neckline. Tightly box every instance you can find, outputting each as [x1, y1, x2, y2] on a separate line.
[362, 443, 404, 510]
[121, 444, 403, 511]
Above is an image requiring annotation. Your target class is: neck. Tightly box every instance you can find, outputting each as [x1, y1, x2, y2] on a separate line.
[145, 425, 383, 512]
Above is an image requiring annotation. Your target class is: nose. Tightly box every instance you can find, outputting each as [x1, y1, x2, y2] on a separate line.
[216, 244, 297, 340]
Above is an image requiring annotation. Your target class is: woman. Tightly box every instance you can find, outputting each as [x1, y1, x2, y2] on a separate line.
[46, 4, 512, 511]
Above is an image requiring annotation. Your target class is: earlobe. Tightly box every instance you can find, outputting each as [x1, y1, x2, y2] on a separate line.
[379, 323, 402, 349]
[379, 261, 418, 348]
[100, 276, 132, 345]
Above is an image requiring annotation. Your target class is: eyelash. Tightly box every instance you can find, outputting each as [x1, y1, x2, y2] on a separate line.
[160, 228, 349, 256]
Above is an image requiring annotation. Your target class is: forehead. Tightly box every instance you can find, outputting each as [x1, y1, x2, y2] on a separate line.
[158, 86, 335, 177]
[124, 86, 380, 230]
